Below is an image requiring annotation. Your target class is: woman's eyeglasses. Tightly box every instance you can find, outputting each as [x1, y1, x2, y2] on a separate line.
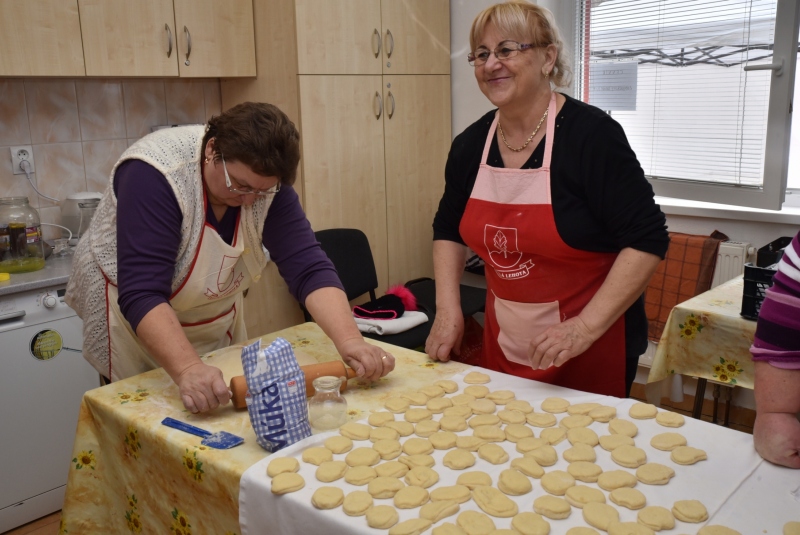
[468, 40, 535, 66]
[221, 155, 281, 196]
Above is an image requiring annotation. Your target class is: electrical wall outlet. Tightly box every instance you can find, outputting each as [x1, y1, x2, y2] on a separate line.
[10, 146, 35, 175]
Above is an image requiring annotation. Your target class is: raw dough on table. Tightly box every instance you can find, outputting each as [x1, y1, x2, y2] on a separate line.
[566, 529, 601, 535]
[533, 495, 572, 520]
[456, 435, 487, 451]
[266, 457, 299, 477]
[637, 505, 675, 530]
[560, 414, 593, 429]
[469, 399, 497, 415]
[393, 485, 430, 508]
[403, 437, 434, 455]
[672, 499, 709, 523]
[650, 432, 686, 451]
[469, 414, 501, 428]
[368, 411, 395, 427]
[316, 460, 349, 482]
[324, 435, 354, 454]
[311, 486, 344, 509]
[527, 412, 557, 427]
[597, 470, 638, 491]
[473, 425, 506, 442]
[402, 391, 429, 406]
[339, 422, 371, 441]
[671, 445, 708, 465]
[588, 405, 617, 422]
[420, 385, 446, 399]
[506, 400, 534, 413]
[375, 461, 409, 478]
[525, 444, 558, 466]
[540, 427, 567, 445]
[302, 447, 333, 465]
[389, 518, 433, 535]
[478, 443, 509, 464]
[398, 454, 435, 469]
[457, 470, 493, 489]
[405, 408, 433, 423]
[415, 419, 441, 437]
[472, 485, 519, 517]
[420, 499, 460, 522]
[342, 490, 373, 516]
[404, 465, 439, 488]
[611, 445, 647, 468]
[431, 484, 472, 503]
[541, 397, 570, 413]
[607, 521, 654, 535]
[563, 443, 597, 462]
[511, 512, 551, 535]
[367, 476, 405, 498]
[366, 504, 399, 529]
[655, 411, 685, 427]
[498, 409, 527, 424]
[430, 431, 458, 450]
[433, 523, 468, 535]
[567, 461, 603, 483]
[608, 418, 639, 437]
[457, 510, 496, 535]
[583, 501, 620, 530]
[270, 472, 305, 494]
[465, 385, 490, 398]
[444, 405, 474, 419]
[636, 463, 675, 485]
[609, 487, 646, 509]
[505, 423, 534, 442]
[599, 434, 635, 451]
[628, 402, 658, 419]
[697, 527, 742, 535]
[498, 468, 532, 495]
[510, 456, 544, 478]
[565, 484, 606, 508]
[345, 446, 380, 466]
[428, 397, 453, 413]
[344, 465, 378, 485]
[568, 402, 602, 415]
[486, 390, 515, 404]
[444, 448, 477, 470]
[441, 416, 469, 432]
[385, 397, 411, 413]
[435, 380, 459, 393]
[785, 522, 800, 535]
[541, 470, 576, 496]
[516, 437, 549, 453]
[384, 420, 415, 436]
[464, 371, 491, 384]
[567, 427, 599, 447]
[452, 393, 478, 405]
[370, 426, 400, 442]
[374, 439, 403, 460]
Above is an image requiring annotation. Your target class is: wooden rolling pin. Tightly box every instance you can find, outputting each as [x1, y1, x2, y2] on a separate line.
[229, 361, 357, 409]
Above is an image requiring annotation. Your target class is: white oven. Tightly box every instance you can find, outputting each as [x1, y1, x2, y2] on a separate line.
[0, 285, 100, 533]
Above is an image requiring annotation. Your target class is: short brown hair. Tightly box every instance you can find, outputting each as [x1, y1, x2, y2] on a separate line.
[470, 1, 572, 88]
[202, 102, 300, 186]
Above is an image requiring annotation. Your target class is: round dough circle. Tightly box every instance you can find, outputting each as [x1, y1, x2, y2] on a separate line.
[398, 454, 435, 469]
[311, 486, 344, 509]
[402, 391, 429, 406]
[404, 466, 439, 488]
[609, 487, 646, 509]
[469, 399, 497, 415]
[451, 393, 477, 406]
[271, 472, 305, 494]
[567, 427, 599, 447]
[344, 465, 378, 485]
[469, 414, 501, 428]
[541, 397, 570, 413]
[498, 409, 527, 424]
[582, 502, 620, 530]
[456, 471, 492, 490]
[565, 485, 607, 508]
[498, 468, 532, 495]
[370, 426, 400, 443]
[302, 447, 333, 465]
[444, 405, 473, 419]
[384, 420, 415, 437]
[697, 527, 742, 535]
[345, 446, 381, 467]
[486, 390, 515, 404]
[324, 435, 353, 454]
[430, 431, 459, 450]
[511, 456, 544, 478]
[266, 457, 299, 477]
[316, 460, 348, 482]
[368, 411, 395, 427]
[403, 437, 434, 455]
[588, 406, 617, 422]
[367, 476, 405, 498]
[404, 408, 433, 423]
[636, 462, 675, 485]
[464, 371, 491, 384]
[607, 522, 654, 535]
[339, 422, 371, 440]
[431, 484, 472, 503]
[505, 423, 534, 442]
[608, 418, 639, 437]
[671, 445, 708, 465]
[784, 522, 800, 535]
[560, 414, 593, 429]
[628, 402, 658, 419]
[637, 506, 675, 531]
[444, 448, 477, 470]
[533, 495, 571, 520]
[511, 512, 551, 535]
[506, 400, 534, 413]
[456, 435, 487, 451]
[420, 500, 460, 522]
[457, 510, 496, 535]
[420, 385, 446, 399]
[567, 461, 603, 483]
[427, 397, 453, 414]
[394, 485, 430, 508]
[650, 432, 687, 451]
[672, 499, 709, 523]
[366, 504, 399, 529]
[541, 427, 567, 445]
[472, 485, 519, 517]
[415, 419, 441, 437]
[464, 385, 490, 398]
[655, 410, 685, 427]
[375, 461, 409, 478]
[541, 470, 576, 496]
[597, 470, 638, 491]
[525, 444, 558, 466]
[611, 445, 647, 468]
[385, 397, 411, 413]
[477, 443, 509, 464]
[563, 443, 597, 463]
[599, 434, 635, 451]
[516, 437, 549, 453]
[390, 518, 433, 535]
[527, 412, 557, 428]
[343, 490, 373, 516]
[441, 416, 469, 432]
[473, 425, 506, 442]
[435, 380, 459, 393]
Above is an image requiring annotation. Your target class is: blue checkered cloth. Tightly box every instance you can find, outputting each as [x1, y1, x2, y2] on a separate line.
[240, 337, 311, 452]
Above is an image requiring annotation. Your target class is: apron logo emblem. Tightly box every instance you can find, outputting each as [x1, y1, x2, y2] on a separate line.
[486, 225, 523, 269]
[205, 255, 245, 299]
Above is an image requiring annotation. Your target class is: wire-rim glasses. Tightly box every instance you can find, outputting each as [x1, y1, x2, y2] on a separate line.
[468, 40, 535, 66]
[221, 155, 281, 196]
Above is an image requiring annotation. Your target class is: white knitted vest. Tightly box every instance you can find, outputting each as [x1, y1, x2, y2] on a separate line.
[66, 125, 271, 373]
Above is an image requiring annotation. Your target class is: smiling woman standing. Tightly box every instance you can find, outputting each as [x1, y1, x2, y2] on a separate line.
[428, 1, 668, 397]
[67, 102, 394, 413]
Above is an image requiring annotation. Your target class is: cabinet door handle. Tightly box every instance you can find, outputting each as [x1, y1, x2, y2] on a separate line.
[373, 28, 382, 58]
[387, 91, 395, 119]
[165, 24, 173, 58]
[184, 26, 192, 65]
[374, 91, 383, 120]
[386, 29, 394, 58]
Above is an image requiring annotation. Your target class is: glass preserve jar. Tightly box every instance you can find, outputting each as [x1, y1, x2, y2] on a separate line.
[307, 376, 348, 431]
[0, 197, 45, 273]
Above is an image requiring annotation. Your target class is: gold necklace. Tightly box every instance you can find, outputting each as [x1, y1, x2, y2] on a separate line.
[498, 108, 549, 152]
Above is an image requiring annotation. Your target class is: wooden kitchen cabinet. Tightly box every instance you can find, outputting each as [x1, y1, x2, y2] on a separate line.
[0, 0, 85, 76]
[79, 0, 178, 77]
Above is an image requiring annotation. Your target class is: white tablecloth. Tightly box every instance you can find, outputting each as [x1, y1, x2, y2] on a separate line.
[240, 368, 796, 534]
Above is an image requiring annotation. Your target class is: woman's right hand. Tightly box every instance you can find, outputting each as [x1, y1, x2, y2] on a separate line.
[175, 361, 232, 413]
[425, 307, 464, 362]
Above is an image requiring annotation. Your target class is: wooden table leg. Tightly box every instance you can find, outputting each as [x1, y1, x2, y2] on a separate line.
[712, 383, 721, 425]
[723, 385, 733, 427]
[692, 378, 707, 420]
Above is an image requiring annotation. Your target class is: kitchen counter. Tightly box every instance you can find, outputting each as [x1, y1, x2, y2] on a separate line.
[0, 254, 74, 296]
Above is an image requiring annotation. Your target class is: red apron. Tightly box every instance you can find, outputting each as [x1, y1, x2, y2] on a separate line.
[460, 93, 626, 397]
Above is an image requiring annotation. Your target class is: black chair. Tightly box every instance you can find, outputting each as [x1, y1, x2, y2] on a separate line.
[303, 228, 486, 350]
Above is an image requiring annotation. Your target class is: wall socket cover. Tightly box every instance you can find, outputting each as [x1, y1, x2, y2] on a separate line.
[10, 145, 34, 175]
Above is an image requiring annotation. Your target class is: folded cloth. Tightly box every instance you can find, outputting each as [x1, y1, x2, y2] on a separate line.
[353, 294, 405, 319]
[354, 311, 429, 335]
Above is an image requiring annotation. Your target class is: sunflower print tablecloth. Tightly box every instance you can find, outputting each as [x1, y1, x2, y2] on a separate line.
[60, 322, 470, 534]
[647, 276, 756, 388]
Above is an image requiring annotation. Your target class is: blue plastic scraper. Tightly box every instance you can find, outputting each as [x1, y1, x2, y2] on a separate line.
[161, 417, 244, 449]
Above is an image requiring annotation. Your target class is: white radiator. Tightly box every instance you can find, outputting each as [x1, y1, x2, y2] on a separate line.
[711, 240, 752, 288]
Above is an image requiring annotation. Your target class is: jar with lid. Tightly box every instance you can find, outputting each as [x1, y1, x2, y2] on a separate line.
[307, 376, 348, 430]
[0, 197, 45, 273]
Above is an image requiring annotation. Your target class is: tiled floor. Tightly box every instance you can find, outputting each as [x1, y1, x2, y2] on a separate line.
[3, 512, 60, 535]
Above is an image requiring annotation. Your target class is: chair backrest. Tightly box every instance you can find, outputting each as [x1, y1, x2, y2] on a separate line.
[314, 228, 379, 302]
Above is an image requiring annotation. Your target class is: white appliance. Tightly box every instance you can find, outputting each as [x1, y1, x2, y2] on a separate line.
[60, 192, 102, 245]
[0, 285, 99, 533]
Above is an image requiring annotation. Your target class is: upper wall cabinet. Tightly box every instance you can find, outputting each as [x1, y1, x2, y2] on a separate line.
[0, 0, 85, 76]
[80, 0, 178, 76]
[294, 0, 449, 75]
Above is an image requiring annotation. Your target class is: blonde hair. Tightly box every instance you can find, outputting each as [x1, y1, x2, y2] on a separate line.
[470, 1, 572, 88]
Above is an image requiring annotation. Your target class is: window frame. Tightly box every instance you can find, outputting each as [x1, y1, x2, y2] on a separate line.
[575, 0, 800, 211]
